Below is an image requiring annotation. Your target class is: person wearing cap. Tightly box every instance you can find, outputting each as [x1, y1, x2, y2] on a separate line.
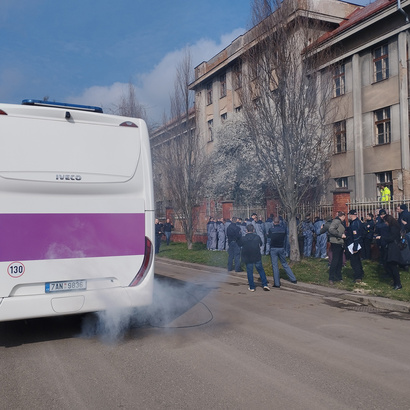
[328, 211, 347, 284]
[397, 204, 410, 244]
[346, 210, 364, 283]
[375, 209, 389, 264]
[241, 224, 270, 292]
[267, 217, 297, 287]
[375, 215, 403, 290]
[362, 213, 375, 260]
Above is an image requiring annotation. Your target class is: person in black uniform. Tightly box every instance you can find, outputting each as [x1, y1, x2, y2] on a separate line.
[155, 218, 164, 254]
[362, 213, 374, 260]
[227, 216, 243, 272]
[345, 210, 364, 283]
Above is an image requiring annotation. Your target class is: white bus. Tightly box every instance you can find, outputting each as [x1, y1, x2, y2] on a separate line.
[0, 100, 155, 321]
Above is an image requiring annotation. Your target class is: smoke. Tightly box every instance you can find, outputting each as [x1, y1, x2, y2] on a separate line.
[46, 243, 85, 259]
[79, 275, 214, 343]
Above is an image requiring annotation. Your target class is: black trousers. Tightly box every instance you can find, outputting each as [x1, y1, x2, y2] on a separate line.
[363, 238, 372, 260]
[385, 261, 401, 287]
[329, 243, 343, 281]
[350, 250, 364, 280]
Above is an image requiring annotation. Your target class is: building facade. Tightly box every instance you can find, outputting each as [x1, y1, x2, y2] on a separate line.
[151, 0, 410, 235]
[188, 0, 410, 203]
[318, 0, 410, 201]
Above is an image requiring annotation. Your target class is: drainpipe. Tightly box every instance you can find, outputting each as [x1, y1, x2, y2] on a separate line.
[398, 0, 410, 24]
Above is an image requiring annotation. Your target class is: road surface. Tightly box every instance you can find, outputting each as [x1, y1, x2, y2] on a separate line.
[1, 258, 409, 409]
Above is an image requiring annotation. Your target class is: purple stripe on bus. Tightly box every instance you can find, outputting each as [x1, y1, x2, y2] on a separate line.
[0, 214, 145, 262]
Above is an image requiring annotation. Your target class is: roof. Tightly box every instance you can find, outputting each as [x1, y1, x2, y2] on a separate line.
[317, 0, 400, 44]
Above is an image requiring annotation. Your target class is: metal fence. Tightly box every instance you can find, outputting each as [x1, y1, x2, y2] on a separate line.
[231, 202, 334, 221]
[229, 206, 268, 221]
[346, 198, 410, 219]
[232, 198, 410, 222]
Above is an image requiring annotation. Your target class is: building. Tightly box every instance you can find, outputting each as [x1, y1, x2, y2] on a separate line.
[151, 0, 410, 240]
[317, 0, 410, 202]
[188, 0, 410, 204]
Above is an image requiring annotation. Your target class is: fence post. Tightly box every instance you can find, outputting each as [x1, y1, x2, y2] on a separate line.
[332, 189, 351, 215]
[222, 201, 234, 221]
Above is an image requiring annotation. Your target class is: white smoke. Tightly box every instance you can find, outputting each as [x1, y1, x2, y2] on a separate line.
[79, 275, 214, 343]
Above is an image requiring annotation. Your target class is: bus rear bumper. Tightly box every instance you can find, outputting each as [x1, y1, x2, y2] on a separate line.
[0, 283, 153, 322]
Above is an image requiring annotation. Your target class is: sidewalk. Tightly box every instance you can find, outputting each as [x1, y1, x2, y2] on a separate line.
[157, 257, 410, 314]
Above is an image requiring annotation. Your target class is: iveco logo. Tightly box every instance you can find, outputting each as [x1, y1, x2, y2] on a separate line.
[56, 174, 82, 181]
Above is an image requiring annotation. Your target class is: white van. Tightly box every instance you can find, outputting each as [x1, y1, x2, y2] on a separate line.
[0, 100, 155, 321]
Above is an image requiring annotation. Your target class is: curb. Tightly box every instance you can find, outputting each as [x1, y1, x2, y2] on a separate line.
[156, 257, 410, 314]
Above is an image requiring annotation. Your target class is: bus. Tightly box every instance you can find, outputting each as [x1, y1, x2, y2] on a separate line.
[0, 100, 155, 321]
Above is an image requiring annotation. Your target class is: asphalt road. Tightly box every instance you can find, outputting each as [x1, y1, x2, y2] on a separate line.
[1, 258, 410, 410]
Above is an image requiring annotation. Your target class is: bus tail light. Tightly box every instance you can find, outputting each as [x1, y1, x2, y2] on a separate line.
[0, 109, 8, 115]
[129, 236, 153, 287]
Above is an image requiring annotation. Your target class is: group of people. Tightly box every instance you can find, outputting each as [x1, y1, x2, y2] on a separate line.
[207, 213, 329, 260]
[154, 218, 174, 254]
[326, 205, 409, 290]
[208, 204, 409, 291]
[208, 214, 297, 292]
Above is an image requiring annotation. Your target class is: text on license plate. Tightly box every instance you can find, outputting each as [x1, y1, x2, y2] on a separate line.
[45, 280, 87, 293]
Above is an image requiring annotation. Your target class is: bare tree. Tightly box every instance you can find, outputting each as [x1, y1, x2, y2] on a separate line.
[117, 82, 147, 118]
[208, 119, 266, 207]
[240, 0, 337, 261]
[157, 50, 210, 249]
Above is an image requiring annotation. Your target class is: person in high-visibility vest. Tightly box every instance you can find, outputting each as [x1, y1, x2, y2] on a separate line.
[380, 184, 391, 202]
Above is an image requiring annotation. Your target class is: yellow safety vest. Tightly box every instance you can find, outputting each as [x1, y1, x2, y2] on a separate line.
[381, 187, 391, 202]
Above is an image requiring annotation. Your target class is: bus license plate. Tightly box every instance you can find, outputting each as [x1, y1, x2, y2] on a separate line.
[45, 280, 87, 293]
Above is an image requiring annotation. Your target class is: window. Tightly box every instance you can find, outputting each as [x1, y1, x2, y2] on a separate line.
[375, 107, 391, 144]
[333, 64, 345, 97]
[207, 119, 213, 142]
[220, 74, 226, 98]
[206, 82, 213, 105]
[334, 120, 346, 153]
[376, 171, 393, 199]
[235, 106, 242, 113]
[335, 177, 348, 189]
[221, 113, 227, 122]
[373, 44, 389, 82]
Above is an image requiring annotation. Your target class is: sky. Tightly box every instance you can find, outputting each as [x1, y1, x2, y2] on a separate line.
[1, 0, 372, 126]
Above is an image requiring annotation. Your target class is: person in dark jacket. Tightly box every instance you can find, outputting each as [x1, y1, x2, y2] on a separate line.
[375, 209, 389, 264]
[345, 209, 364, 283]
[397, 204, 410, 244]
[163, 218, 174, 246]
[241, 224, 270, 291]
[267, 217, 297, 288]
[155, 219, 164, 254]
[376, 215, 402, 290]
[362, 213, 375, 260]
[227, 216, 243, 272]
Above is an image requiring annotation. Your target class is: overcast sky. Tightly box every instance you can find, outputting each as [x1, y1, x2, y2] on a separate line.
[0, 0, 373, 125]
